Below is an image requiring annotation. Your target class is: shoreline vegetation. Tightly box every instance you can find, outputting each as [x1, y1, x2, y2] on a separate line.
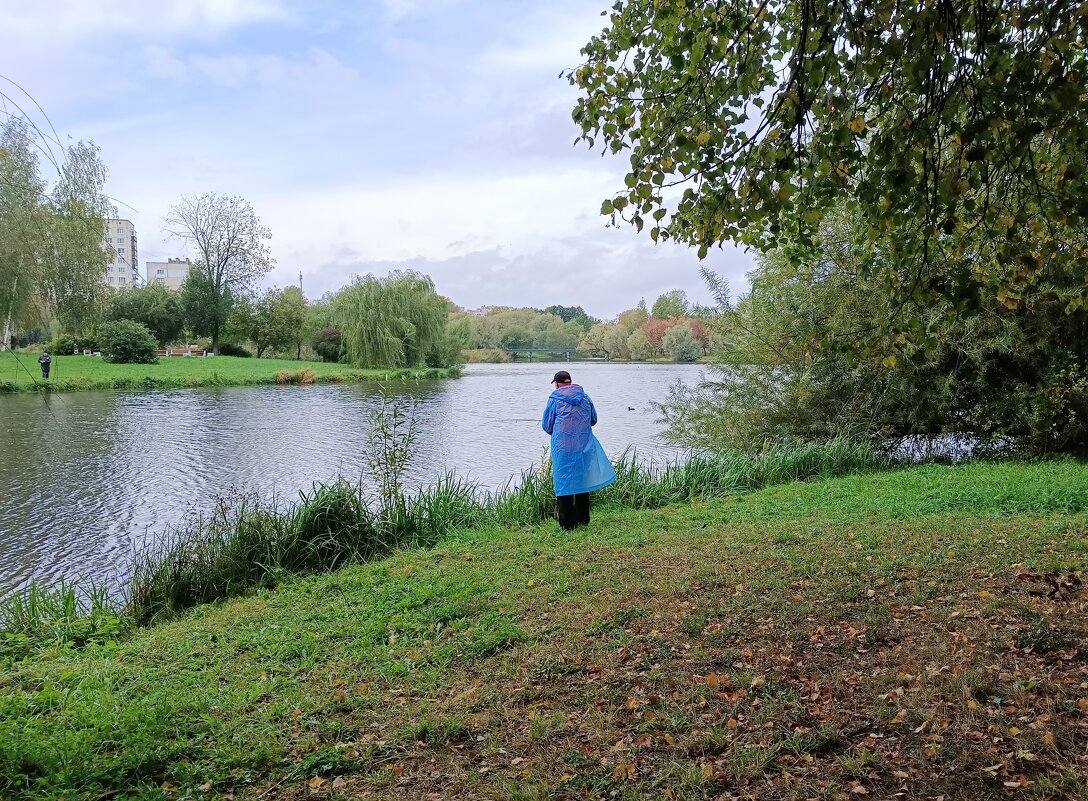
[1, 455, 1086, 799]
[0, 352, 460, 394]
[460, 347, 716, 365]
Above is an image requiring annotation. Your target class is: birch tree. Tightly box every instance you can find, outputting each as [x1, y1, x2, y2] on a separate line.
[0, 119, 47, 350]
[45, 140, 113, 345]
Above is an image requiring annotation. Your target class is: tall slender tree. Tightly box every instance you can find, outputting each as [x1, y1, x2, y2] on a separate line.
[0, 119, 47, 350]
[165, 193, 273, 354]
[44, 140, 113, 346]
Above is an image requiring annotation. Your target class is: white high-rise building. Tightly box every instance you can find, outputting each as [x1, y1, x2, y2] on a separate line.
[104, 219, 139, 287]
[146, 258, 193, 291]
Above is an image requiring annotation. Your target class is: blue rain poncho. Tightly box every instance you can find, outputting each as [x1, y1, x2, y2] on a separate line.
[541, 385, 618, 496]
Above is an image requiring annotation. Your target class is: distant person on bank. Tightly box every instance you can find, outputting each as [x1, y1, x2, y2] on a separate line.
[38, 352, 51, 380]
[541, 370, 617, 531]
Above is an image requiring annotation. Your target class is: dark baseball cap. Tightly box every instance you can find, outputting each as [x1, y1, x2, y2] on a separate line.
[552, 370, 572, 384]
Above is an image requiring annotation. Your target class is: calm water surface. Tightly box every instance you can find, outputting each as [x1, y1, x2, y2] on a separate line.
[0, 362, 701, 593]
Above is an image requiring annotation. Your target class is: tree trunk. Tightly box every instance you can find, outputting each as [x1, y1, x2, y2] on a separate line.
[1, 276, 18, 352]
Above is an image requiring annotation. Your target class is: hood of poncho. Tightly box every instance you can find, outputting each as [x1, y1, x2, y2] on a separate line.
[549, 385, 587, 405]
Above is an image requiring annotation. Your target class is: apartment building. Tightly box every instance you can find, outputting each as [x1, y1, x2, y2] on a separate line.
[104, 219, 139, 287]
[146, 258, 193, 290]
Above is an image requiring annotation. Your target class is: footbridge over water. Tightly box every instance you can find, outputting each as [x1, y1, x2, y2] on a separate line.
[502, 347, 600, 362]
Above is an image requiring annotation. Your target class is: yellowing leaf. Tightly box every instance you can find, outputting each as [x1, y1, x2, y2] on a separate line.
[848, 117, 867, 134]
[308, 776, 327, 789]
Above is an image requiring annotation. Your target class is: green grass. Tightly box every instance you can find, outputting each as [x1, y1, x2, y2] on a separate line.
[0, 352, 459, 393]
[2, 460, 1087, 800]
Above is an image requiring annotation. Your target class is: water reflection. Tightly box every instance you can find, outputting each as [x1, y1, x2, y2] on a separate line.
[0, 362, 699, 593]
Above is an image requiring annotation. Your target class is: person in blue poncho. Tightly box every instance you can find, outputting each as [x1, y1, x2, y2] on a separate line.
[542, 370, 617, 530]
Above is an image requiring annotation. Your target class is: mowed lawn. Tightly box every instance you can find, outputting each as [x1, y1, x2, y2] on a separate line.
[2, 462, 1087, 800]
[0, 352, 457, 392]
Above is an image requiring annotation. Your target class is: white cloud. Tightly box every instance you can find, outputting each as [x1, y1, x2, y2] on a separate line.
[186, 48, 361, 91]
[2, 0, 296, 42]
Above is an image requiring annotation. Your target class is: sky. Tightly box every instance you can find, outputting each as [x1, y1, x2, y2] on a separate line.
[0, 0, 755, 319]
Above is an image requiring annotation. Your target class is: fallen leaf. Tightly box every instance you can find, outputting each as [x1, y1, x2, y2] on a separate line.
[308, 776, 327, 790]
[613, 761, 636, 781]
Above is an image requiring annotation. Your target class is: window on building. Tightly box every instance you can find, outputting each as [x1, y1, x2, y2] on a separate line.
[108, 276, 114, 283]
[118, 277, 126, 285]
[157, 269, 165, 275]
[156, 278, 165, 285]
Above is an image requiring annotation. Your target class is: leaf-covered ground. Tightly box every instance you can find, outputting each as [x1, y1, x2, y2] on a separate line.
[3, 462, 1088, 800]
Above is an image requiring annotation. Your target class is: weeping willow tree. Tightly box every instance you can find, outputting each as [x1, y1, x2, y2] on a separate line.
[333, 271, 453, 368]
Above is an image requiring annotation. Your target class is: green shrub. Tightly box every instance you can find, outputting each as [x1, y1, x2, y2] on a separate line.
[80, 332, 101, 353]
[218, 342, 252, 358]
[97, 320, 159, 364]
[313, 327, 343, 362]
[44, 333, 76, 355]
[662, 322, 701, 362]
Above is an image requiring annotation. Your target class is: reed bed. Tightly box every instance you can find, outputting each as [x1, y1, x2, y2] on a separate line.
[1, 438, 890, 650]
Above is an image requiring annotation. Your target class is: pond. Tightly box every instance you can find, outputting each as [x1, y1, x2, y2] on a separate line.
[0, 362, 703, 594]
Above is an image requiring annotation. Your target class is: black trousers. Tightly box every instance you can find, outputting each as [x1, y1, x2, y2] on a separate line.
[40, 368, 49, 379]
[556, 493, 590, 531]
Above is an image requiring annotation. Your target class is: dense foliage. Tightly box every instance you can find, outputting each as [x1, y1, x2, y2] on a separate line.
[450, 306, 584, 351]
[216, 343, 252, 358]
[571, 1, 1088, 359]
[651, 290, 689, 320]
[312, 326, 344, 363]
[179, 267, 232, 347]
[97, 319, 159, 364]
[227, 287, 307, 358]
[106, 284, 184, 346]
[662, 209, 1088, 455]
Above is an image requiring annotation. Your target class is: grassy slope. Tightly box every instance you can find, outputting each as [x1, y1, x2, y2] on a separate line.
[0, 352, 457, 393]
[3, 462, 1088, 801]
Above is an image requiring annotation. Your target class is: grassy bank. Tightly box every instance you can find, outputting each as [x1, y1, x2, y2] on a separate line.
[2, 460, 1087, 800]
[0, 352, 459, 393]
[1, 441, 887, 636]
